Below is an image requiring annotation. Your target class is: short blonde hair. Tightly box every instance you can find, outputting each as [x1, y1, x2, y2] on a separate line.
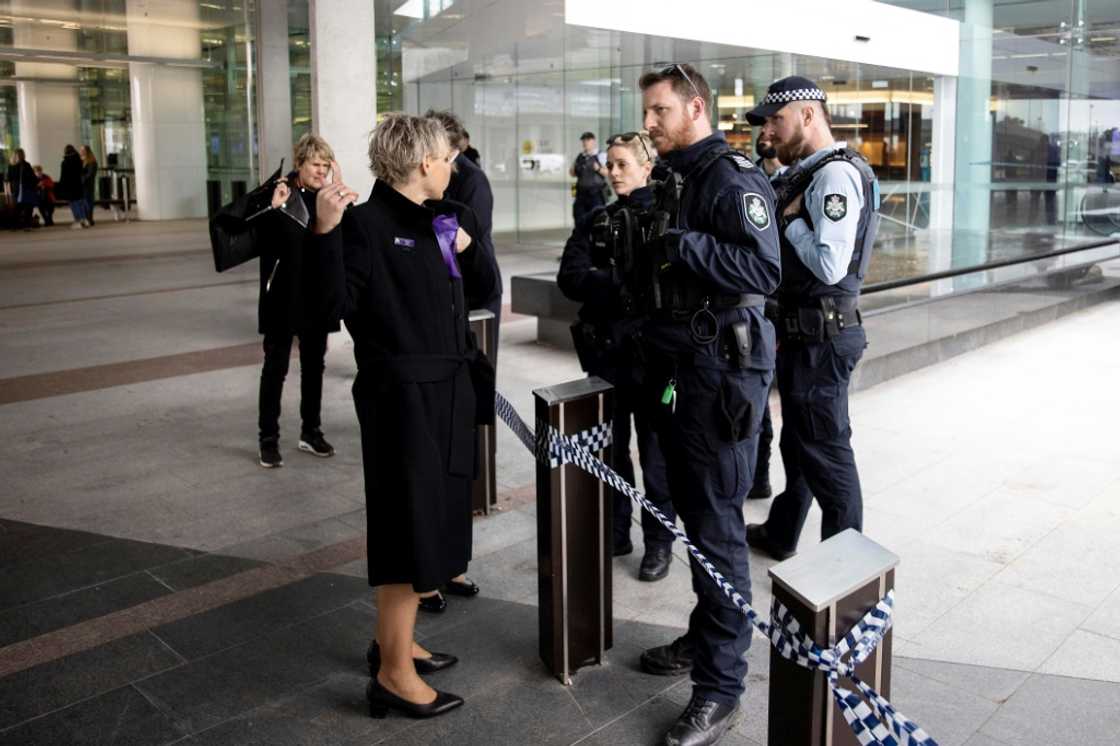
[607, 131, 655, 165]
[369, 113, 449, 186]
[293, 133, 335, 168]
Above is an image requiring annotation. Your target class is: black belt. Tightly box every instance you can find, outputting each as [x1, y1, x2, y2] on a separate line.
[655, 293, 766, 321]
[779, 297, 862, 342]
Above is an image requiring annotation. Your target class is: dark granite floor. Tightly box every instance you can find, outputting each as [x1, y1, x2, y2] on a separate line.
[4, 518, 1119, 746]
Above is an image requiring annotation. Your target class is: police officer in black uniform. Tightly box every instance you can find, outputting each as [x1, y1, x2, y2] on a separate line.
[743, 76, 880, 561]
[635, 64, 780, 746]
[558, 131, 677, 581]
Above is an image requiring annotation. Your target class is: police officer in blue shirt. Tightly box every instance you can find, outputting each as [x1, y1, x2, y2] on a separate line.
[636, 64, 780, 746]
[743, 76, 880, 562]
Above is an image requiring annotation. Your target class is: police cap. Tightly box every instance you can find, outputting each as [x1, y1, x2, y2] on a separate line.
[745, 76, 827, 125]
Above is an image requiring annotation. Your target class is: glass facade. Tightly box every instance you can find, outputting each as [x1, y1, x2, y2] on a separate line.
[395, 0, 1118, 293]
[0, 0, 1113, 286]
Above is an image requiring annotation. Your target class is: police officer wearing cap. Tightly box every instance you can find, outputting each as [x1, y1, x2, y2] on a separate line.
[636, 63, 780, 746]
[743, 76, 881, 562]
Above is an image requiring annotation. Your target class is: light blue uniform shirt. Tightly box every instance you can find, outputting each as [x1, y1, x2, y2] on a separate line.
[783, 141, 865, 286]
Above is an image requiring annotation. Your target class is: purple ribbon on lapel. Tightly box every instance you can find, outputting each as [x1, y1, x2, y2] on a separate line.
[432, 214, 462, 279]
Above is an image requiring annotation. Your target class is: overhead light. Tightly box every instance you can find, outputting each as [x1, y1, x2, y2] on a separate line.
[871, 80, 888, 89]
[717, 121, 735, 131]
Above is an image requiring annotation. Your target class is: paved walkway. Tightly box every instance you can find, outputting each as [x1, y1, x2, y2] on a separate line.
[0, 219, 1117, 745]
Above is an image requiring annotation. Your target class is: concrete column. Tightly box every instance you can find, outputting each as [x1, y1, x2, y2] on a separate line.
[255, 0, 293, 182]
[126, 0, 208, 220]
[951, 0, 994, 278]
[11, 0, 80, 168]
[310, 0, 376, 200]
[1061, 0, 1091, 226]
[929, 75, 957, 294]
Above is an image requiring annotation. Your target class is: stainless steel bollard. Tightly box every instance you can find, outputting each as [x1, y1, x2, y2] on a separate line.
[767, 529, 899, 746]
[533, 377, 614, 685]
[469, 310, 497, 515]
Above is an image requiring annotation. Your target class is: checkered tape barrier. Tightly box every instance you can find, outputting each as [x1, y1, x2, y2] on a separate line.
[494, 390, 938, 746]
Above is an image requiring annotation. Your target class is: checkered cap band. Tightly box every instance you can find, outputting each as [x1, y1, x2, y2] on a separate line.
[762, 87, 827, 106]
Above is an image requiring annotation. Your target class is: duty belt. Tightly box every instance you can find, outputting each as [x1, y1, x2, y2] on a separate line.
[779, 296, 862, 343]
[655, 292, 766, 322]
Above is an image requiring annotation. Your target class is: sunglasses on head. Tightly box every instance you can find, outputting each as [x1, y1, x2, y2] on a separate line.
[661, 63, 703, 102]
[607, 132, 653, 163]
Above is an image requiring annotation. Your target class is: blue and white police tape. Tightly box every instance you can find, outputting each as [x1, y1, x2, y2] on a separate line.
[494, 390, 937, 746]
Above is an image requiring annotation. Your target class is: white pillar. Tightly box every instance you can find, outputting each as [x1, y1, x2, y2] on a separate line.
[951, 0, 993, 277]
[255, 0, 293, 182]
[310, 0, 376, 200]
[126, 0, 207, 220]
[929, 75, 957, 295]
[11, 0, 80, 168]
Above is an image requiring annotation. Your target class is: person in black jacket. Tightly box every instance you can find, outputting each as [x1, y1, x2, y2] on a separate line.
[58, 145, 86, 228]
[314, 112, 497, 720]
[256, 133, 341, 468]
[557, 131, 678, 582]
[6, 149, 40, 230]
[78, 145, 98, 227]
[406, 109, 500, 612]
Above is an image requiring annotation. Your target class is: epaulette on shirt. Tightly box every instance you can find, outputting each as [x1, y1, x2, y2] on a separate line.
[728, 153, 755, 170]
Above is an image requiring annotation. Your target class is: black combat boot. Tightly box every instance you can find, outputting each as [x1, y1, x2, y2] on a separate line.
[663, 693, 740, 746]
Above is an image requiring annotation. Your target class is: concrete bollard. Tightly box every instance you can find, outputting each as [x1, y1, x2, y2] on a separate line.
[767, 529, 900, 745]
[533, 377, 614, 685]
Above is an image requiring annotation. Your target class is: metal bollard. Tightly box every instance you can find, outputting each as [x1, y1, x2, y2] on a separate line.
[767, 529, 899, 745]
[469, 309, 497, 515]
[533, 377, 614, 685]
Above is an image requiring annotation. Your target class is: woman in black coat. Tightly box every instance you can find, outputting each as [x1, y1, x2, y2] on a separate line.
[58, 145, 85, 227]
[557, 131, 678, 582]
[313, 113, 496, 720]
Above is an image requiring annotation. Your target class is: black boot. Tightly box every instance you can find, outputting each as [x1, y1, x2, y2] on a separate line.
[639, 545, 672, 582]
[745, 523, 795, 561]
[663, 694, 740, 746]
[640, 635, 694, 676]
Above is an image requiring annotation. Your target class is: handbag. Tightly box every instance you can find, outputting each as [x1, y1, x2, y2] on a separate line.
[209, 161, 305, 272]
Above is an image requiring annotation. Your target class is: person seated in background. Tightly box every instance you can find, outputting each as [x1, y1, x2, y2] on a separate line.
[558, 131, 679, 582]
[33, 165, 56, 227]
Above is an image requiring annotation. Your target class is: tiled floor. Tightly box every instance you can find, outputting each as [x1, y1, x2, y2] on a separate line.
[1, 218, 1118, 745]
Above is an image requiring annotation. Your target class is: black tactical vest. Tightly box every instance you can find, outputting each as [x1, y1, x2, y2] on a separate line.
[774, 148, 880, 303]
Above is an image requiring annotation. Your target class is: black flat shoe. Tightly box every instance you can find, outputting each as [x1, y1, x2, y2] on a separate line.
[612, 540, 634, 557]
[444, 578, 480, 597]
[366, 640, 458, 676]
[418, 592, 447, 613]
[366, 679, 464, 719]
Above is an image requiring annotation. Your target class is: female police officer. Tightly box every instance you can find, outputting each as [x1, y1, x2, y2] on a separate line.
[557, 131, 677, 581]
[313, 113, 496, 720]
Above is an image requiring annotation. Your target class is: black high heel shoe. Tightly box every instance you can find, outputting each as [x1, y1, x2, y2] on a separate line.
[366, 640, 458, 676]
[444, 577, 480, 597]
[418, 591, 447, 613]
[366, 678, 464, 719]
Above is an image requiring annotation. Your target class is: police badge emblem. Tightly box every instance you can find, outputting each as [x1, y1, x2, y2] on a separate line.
[824, 193, 847, 221]
[743, 192, 770, 231]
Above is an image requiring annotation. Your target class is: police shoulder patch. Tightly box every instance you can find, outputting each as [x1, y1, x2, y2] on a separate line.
[742, 192, 771, 231]
[823, 193, 847, 222]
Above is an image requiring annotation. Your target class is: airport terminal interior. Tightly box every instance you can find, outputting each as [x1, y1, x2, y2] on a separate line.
[1, 0, 1120, 744]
